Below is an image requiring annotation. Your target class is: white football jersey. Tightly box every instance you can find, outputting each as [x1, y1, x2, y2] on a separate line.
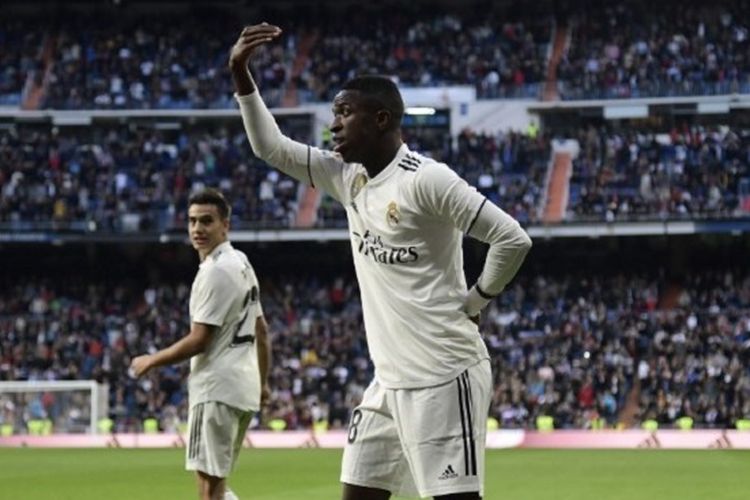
[335, 145, 492, 388]
[188, 241, 263, 410]
[240, 91, 494, 389]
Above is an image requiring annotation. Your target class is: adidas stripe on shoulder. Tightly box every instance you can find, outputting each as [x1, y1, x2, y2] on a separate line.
[397, 153, 422, 172]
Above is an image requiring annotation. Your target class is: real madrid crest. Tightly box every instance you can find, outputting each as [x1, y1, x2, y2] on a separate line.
[386, 201, 401, 227]
[350, 173, 368, 200]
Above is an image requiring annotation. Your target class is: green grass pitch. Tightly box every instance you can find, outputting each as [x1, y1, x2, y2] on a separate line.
[1, 448, 748, 499]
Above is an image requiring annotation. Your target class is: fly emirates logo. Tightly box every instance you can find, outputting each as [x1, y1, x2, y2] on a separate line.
[352, 230, 419, 265]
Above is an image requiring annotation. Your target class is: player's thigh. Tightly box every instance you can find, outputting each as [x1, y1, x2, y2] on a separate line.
[389, 360, 492, 498]
[341, 381, 411, 494]
[231, 408, 253, 461]
[186, 402, 251, 478]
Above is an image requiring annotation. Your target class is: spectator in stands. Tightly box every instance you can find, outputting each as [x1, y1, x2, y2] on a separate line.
[568, 124, 749, 221]
[558, 2, 750, 99]
[2, 269, 748, 433]
[0, 123, 304, 231]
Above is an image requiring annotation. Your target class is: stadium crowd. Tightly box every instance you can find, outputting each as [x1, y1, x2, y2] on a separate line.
[9, 0, 750, 110]
[3, 118, 748, 232]
[558, 2, 750, 99]
[7, 1, 750, 109]
[567, 124, 750, 221]
[7, 2, 552, 110]
[295, 6, 549, 102]
[453, 128, 547, 224]
[0, 121, 308, 232]
[0, 19, 37, 107]
[44, 12, 292, 110]
[1, 269, 748, 433]
[1, 123, 549, 231]
[637, 269, 750, 428]
[3, 0, 750, 440]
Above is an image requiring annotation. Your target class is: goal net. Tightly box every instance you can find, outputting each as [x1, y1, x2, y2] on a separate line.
[0, 380, 108, 435]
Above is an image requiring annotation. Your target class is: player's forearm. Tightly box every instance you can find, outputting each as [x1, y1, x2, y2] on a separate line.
[257, 338, 270, 387]
[256, 320, 271, 386]
[478, 226, 531, 294]
[149, 334, 206, 369]
[466, 204, 532, 315]
[236, 91, 288, 162]
[230, 60, 256, 96]
[236, 91, 313, 185]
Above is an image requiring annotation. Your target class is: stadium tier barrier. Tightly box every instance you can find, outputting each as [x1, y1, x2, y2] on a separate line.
[1, 430, 748, 450]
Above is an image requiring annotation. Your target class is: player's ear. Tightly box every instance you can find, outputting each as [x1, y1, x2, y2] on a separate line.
[375, 109, 392, 131]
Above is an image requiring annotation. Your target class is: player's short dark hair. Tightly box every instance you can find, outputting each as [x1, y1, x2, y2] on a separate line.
[342, 75, 404, 129]
[188, 188, 231, 220]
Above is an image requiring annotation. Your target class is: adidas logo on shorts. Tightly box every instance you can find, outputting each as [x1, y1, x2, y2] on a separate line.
[438, 464, 459, 480]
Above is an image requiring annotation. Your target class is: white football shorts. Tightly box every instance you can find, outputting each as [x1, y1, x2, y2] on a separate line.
[185, 401, 253, 478]
[341, 359, 491, 498]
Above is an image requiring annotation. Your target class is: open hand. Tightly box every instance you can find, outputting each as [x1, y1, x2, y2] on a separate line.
[229, 22, 282, 70]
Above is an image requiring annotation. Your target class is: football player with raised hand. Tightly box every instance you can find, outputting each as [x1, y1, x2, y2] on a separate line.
[229, 23, 531, 500]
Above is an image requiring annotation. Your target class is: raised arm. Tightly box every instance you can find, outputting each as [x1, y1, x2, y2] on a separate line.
[228, 23, 348, 201]
[228, 23, 305, 177]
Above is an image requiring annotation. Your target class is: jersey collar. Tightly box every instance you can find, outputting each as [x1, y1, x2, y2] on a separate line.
[202, 240, 232, 264]
[365, 143, 411, 187]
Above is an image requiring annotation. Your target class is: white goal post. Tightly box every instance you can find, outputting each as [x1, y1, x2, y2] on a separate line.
[0, 380, 108, 435]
